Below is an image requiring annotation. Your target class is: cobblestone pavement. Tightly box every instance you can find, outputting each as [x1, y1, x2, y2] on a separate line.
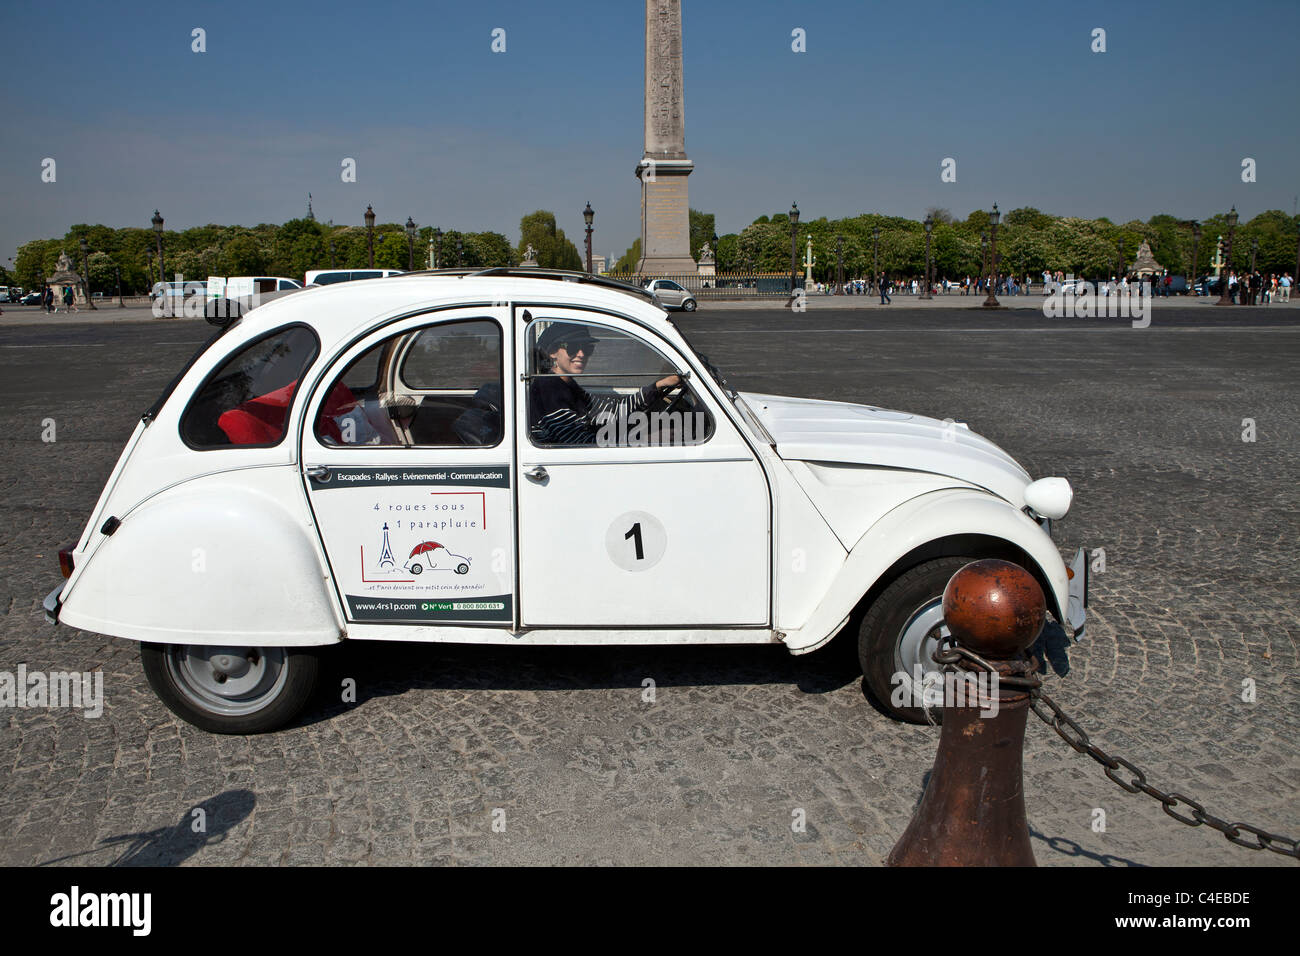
[1, 308, 1296, 866]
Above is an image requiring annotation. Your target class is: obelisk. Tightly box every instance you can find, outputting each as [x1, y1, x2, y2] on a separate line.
[636, 0, 697, 275]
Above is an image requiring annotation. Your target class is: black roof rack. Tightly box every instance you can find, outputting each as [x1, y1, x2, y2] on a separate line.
[394, 267, 658, 304]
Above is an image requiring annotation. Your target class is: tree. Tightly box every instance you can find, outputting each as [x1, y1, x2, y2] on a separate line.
[613, 238, 641, 273]
[924, 207, 954, 225]
[689, 209, 715, 261]
[517, 211, 582, 270]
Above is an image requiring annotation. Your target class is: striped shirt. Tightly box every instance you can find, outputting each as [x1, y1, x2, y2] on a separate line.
[529, 376, 664, 446]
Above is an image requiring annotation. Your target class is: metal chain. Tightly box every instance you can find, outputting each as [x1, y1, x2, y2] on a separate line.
[1029, 687, 1300, 861]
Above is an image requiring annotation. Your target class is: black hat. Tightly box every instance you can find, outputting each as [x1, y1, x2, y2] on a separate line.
[536, 323, 599, 354]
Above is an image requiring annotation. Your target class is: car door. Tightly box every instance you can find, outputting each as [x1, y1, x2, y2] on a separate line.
[300, 307, 517, 627]
[516, 308, 770, 627]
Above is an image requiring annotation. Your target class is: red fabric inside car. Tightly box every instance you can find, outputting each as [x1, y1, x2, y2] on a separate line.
[217, 380, 354, 445]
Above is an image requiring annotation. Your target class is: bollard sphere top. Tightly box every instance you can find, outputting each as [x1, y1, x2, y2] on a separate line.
[942, 559, 1045, 658]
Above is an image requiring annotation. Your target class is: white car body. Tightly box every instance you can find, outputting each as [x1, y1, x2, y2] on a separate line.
[45, 270, 1086, 731]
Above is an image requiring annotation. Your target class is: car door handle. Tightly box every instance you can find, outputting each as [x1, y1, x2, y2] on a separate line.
[306, 465, 330, 480]
[523, 465, 548, 482]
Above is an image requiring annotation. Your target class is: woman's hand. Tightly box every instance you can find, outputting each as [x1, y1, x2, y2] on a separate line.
[654, 373, 682, 391]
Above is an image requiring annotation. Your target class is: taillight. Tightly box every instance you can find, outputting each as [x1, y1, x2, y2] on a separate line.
[58, 547, 75, 579]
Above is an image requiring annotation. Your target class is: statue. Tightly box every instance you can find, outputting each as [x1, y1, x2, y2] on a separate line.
[698, 241, 714, 264]
[56, 251, 74, 273]
[520, 243, 539, 268]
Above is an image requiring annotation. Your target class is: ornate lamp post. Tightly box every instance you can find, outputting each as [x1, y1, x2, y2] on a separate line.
[1190, 221, 1201, 293]
[1215, 207, 1238, 306]
[79, 237, 97, 310]
[151, 210, 165, 284]
[329, 238, 336, 269]
[786, 202, 800, 308]
[982, 204, 1001, 308]
[405, 217, 417, 270]
[145, 249, 154, 291]
[1294, 221, 1300, 294]
[1249, 236, 1258, 275]
[920, 215, 934, 300]
[583, 202, 594, 274]
[115, 263, 123, 308]
[712, 231, 722, 273]
[872, 225, 880, 291]
[433, 227, 442, 269]
[835, 234, 844, 294]
[980, 232, 988, 290]
[364, 205, 376, 268]
[456, 238, 463, 267]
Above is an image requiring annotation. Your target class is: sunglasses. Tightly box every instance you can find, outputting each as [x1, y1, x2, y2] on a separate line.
[555, 341, 596, 354]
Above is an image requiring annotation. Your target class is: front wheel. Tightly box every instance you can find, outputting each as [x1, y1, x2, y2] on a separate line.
[681, 298, 697, 312]
[858, 557, 974, 724]
[141, 643, 320, 734]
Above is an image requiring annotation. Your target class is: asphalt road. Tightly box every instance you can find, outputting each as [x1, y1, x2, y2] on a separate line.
[1, 306, 1297, 866]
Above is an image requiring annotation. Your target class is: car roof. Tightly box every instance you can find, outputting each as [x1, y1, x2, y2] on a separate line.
[240, 270, 674, 351]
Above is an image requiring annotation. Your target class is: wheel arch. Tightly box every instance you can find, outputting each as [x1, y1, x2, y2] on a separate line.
[783, 488, 1068, 654]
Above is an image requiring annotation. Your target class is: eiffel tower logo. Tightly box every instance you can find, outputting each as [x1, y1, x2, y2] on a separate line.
[377, 523, 395, 569]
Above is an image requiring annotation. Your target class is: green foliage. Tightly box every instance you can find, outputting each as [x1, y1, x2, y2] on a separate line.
[517, 210, 582, 270]
[689, 209, 715, 261]
[614, 238, 642, 273]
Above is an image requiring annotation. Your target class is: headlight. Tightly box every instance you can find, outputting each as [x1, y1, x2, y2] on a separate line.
[1024, 477, 1072, 520]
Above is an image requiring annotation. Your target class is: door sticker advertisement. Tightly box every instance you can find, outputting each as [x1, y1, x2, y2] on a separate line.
[308, 466, 512, 623]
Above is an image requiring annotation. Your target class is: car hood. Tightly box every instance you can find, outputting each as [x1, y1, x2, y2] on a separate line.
[739, 391, 1032, 506]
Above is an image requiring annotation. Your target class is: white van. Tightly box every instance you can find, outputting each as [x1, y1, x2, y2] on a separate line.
[304, 269, 405, 286]
[215, 276, 303, 298]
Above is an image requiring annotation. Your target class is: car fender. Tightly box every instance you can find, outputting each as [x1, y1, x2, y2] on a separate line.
[59, 469, 343, 647]
[782, 487, 1069, 653]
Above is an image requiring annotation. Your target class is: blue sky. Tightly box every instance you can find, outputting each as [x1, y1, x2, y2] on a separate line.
[2, 0, 1297, 266]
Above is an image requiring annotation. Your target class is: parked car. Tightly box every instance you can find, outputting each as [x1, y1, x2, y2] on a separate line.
[151, 280, 208, 301]
[1194, 275, 1223, 297]
[643, 278, 697, 311]
[21, 291, 43, 305]
[305, 269, 405, 286]
[44, 268, 1086, 733]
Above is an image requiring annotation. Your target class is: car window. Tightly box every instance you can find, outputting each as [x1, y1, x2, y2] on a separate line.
[526, 320, 713, 448]
[180, 325, 319, 448]
[316, 318, 503, 448]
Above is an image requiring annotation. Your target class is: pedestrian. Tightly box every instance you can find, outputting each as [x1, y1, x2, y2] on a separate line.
[879, 272, 891, 305]
[43, 285, 54, 313]
[62, 286, 76, 313]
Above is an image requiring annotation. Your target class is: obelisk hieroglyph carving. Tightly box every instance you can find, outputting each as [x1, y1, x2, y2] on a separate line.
[636, 0, 697, 275]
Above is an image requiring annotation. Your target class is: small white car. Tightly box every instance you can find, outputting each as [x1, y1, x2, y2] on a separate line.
[644, 278, 697, 312]
[45, 268, 1086, 733]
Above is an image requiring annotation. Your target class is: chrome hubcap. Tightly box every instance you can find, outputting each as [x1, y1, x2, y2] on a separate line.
[166, 646, 288, 716]
[894, 600, 949, 706]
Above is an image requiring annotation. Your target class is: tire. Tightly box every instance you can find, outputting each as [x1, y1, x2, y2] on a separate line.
[140, 643, 320, 734]
[455, 563, 469, 574]
[681, 298, 697, 312]
[410, 563, 422, 574]
[858, 556, 974, 724]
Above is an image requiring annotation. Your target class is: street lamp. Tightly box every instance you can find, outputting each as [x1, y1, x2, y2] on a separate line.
[1215, 207, 1238, 306]
[456, 238, 463, 267]
[712, 231, 721, 273]
[1250, 236, 1258, 275]
[980, 231, 988, 289]
[433, 227, 442, 269]
[787, 202, 800, 307]
[583, 202, 594, 274]
[364, 205, 376, 268]
[872, 225, 880, 292]
[329, 238, 336, 269]
[151, 210, 165, 284]
[920, 216, 933, 300]
[835, 234, 844, 294]
[115, 263, 123, 308]
[405, 217, 417, 271]
[1116, 238, 1124, 280]
[79, 236, 97, 310]
[982, 204, 1001, 307]
[1190, 221, 1201, 293]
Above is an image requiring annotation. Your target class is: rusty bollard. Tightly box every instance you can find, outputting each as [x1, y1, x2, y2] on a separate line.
[887, 559, 1045, 866]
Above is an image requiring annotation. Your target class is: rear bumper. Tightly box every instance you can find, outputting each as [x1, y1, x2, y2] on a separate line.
[43, 583, 64, 625]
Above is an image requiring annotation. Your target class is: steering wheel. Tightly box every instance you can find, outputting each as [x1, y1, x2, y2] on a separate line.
[648, 380, 690, 415]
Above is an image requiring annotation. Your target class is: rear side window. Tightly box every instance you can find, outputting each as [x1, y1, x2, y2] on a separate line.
[180, 325, 319, 448]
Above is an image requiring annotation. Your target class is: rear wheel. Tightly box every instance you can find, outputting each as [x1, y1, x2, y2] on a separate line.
[141, 643, 320, 734]
[858, 557, 974, 724]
